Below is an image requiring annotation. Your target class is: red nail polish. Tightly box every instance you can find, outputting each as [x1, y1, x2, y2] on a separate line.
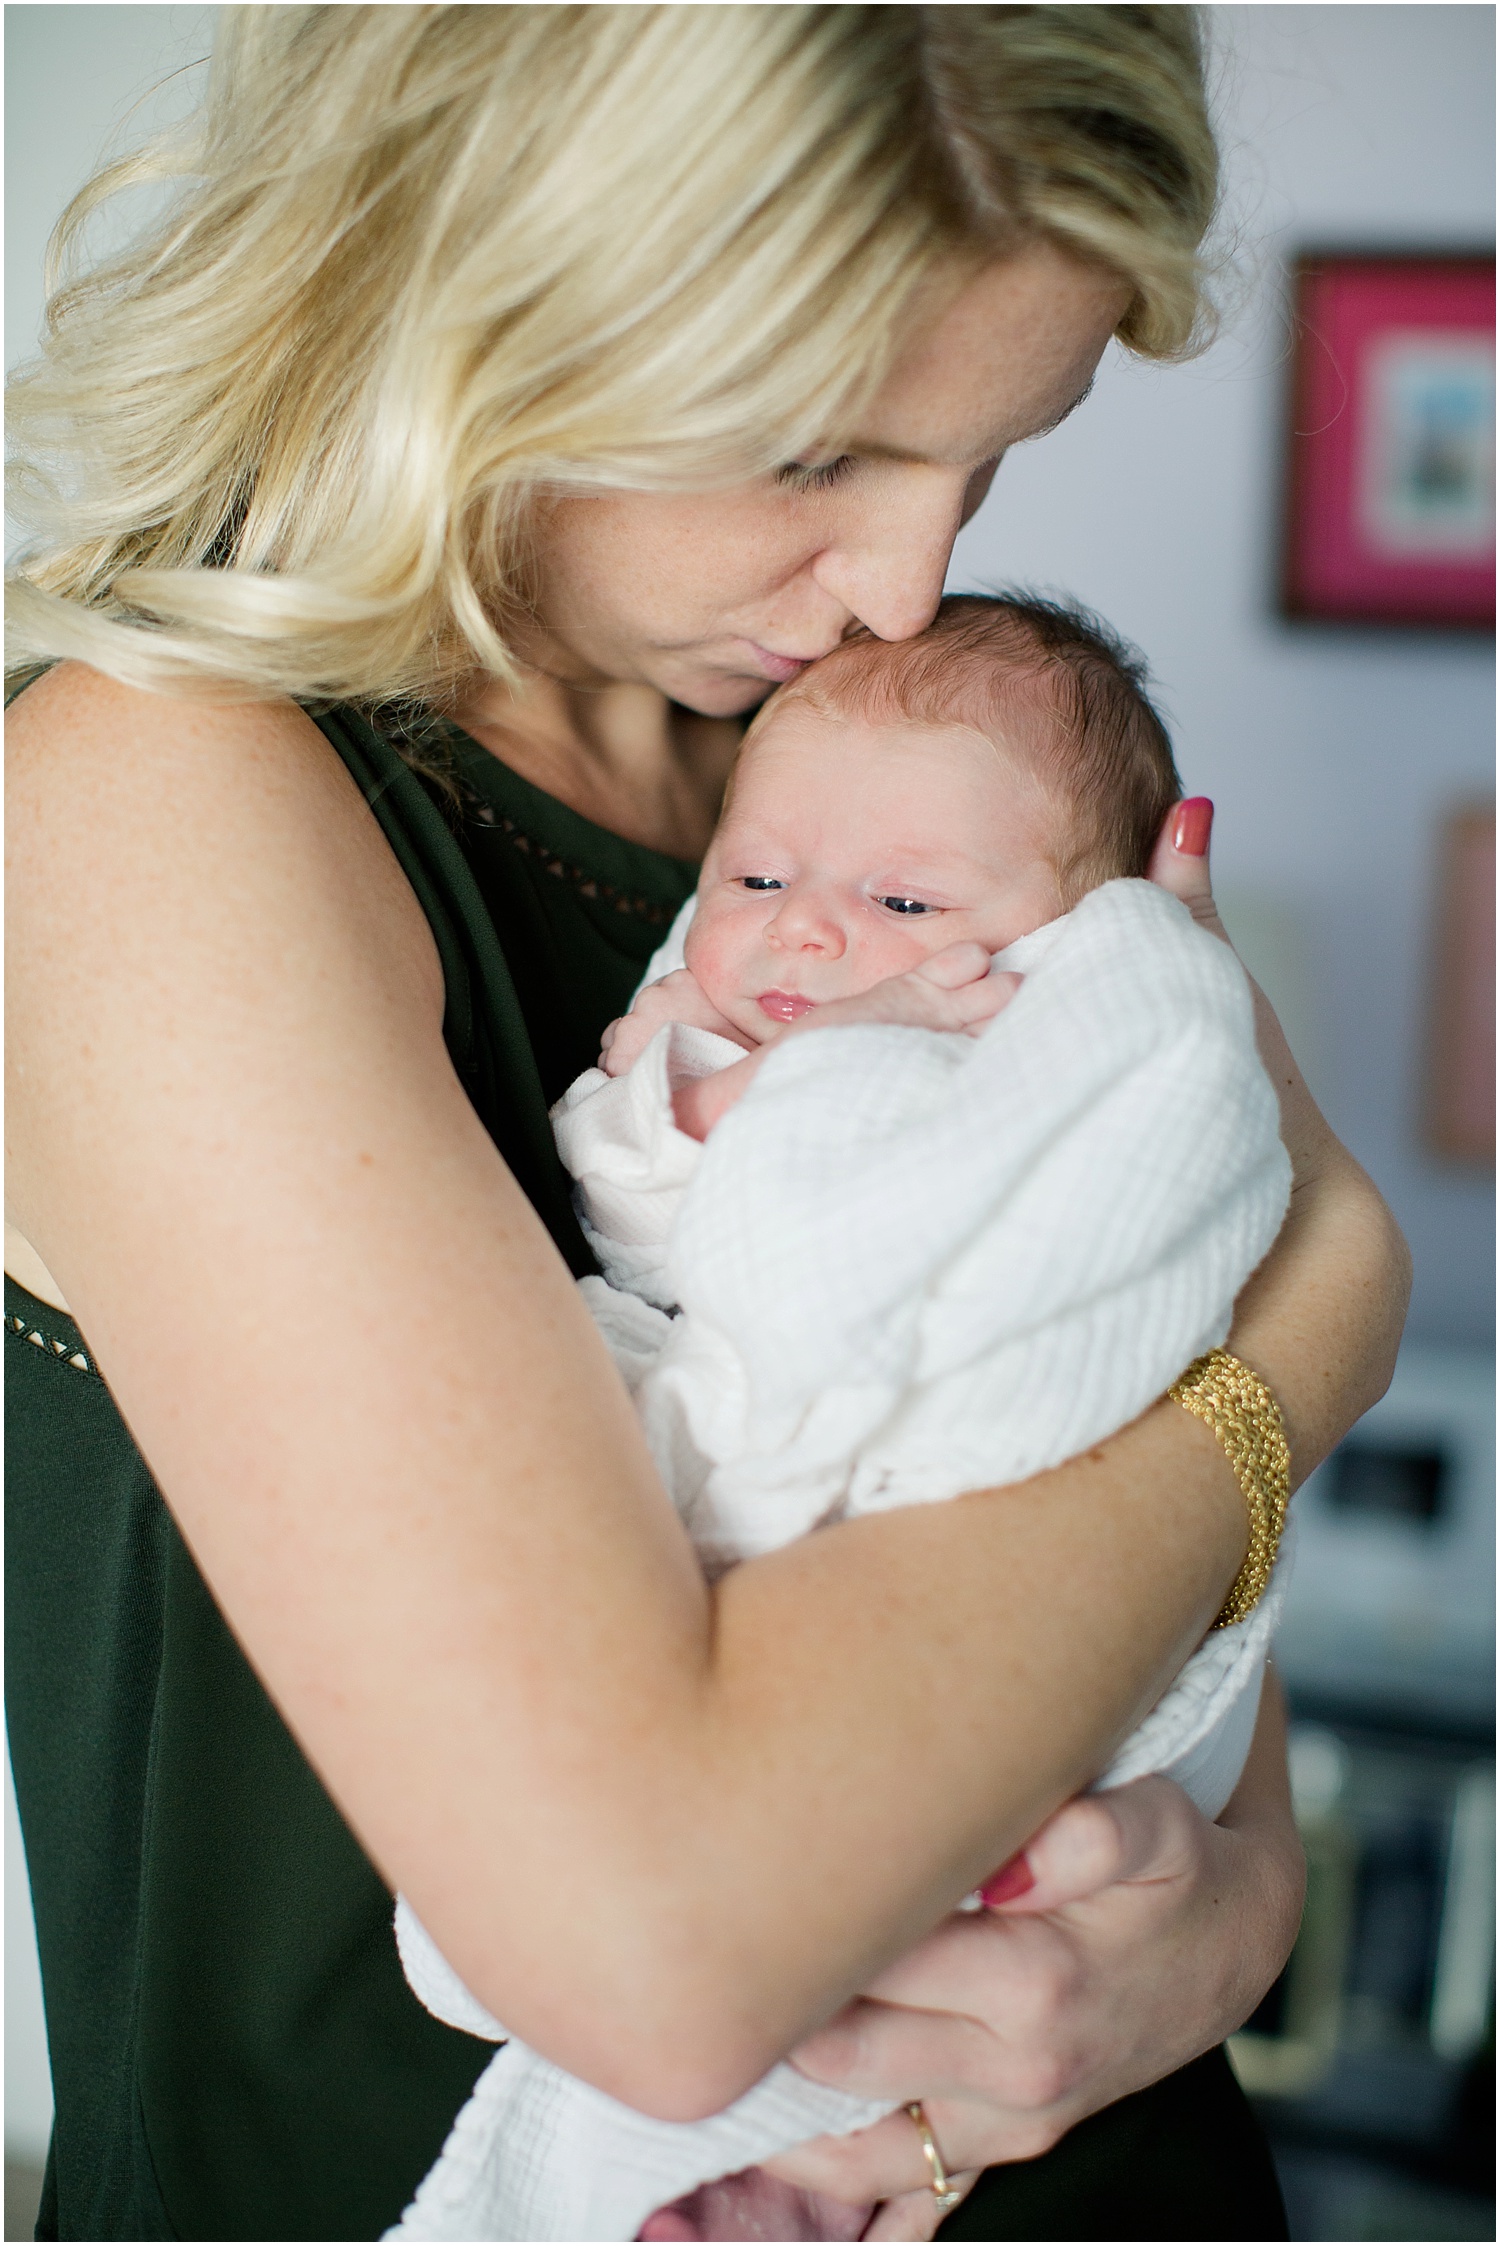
[979, 1852, 1035, 1907]
[1172, 798, 1213, 857]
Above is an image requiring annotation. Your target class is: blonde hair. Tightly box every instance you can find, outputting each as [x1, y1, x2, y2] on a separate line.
[759, 592, 1181, 902]
[7, 5, 1220, 709]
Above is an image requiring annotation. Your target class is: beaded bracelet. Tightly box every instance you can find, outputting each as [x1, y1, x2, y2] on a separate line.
[1168, 1349, 1290, 1630]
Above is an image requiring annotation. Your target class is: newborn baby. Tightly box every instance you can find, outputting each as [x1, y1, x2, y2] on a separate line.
[390, 596, 1293, 2245]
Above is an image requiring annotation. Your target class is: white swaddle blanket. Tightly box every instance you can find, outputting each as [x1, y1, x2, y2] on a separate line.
[388, 878, 1292, 2244]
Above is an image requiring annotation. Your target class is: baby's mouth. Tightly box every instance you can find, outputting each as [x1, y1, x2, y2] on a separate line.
[757, 990, 817, 1024]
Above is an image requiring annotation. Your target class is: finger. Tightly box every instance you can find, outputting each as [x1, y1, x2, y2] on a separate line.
[768, 2101, 1007, 2202]
[637, 2209, 700, 2240]
[1144, 798, 1229, 941]
[957, 969, 1022, 1033]
[861, 2185, 942, 2241]
[838, 1910, 1057, 2016]
[989, 1775, 1207, 1919]
[862, 2174, 982, 2242]
[793, 1993, 1007, 2102]
[912, 941, 992, 989]
[979, 1797, 1126, 1913]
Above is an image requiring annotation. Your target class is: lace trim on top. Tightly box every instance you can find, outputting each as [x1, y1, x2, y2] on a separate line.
[7, 1312, 96, 1376]
[452, 772, 681, 929]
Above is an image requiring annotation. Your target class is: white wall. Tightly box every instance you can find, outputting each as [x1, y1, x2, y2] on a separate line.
[5, 4, 214, 376]
[950, 5, 1495, 1350]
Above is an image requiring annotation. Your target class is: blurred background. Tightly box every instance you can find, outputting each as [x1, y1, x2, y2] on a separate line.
[5, 6, 1494, 2240]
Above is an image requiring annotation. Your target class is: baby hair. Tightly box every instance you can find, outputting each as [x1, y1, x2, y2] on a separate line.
[8, 6, 1219, 708]
[761, 592, 1182, 903]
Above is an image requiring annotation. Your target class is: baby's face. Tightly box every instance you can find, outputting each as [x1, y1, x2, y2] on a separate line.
[686, 704, 1064, 1043]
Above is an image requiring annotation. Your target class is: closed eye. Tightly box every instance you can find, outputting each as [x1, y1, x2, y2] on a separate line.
[876, 895, 937, 915]
[774, 455, 857, 492]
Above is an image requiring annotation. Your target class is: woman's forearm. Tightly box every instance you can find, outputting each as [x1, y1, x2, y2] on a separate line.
[1229, 975, 1410, 1473]
[1214, 1668, 1307, 2023]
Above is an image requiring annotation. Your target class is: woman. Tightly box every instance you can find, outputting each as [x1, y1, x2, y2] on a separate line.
[6, 10, 1406, 2241]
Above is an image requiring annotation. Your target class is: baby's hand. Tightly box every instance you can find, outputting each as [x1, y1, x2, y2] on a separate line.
[798, 942, 1020, 1040]
[670, 945, 1021, 1145]
[637, 2166, 873, 2241]
[600, 969, 754, 1077]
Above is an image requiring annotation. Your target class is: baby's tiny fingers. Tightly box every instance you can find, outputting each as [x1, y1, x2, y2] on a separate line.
[914, 942, 992, 989]
[953, 969, 1021, 1034]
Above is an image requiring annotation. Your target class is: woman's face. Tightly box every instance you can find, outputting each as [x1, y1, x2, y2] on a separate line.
[526, 245, 1130, 716]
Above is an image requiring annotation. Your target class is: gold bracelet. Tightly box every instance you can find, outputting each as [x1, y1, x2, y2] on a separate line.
[1168, 1349, 1290, 1630]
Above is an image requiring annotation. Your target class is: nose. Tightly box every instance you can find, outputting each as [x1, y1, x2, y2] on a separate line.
[765, 883, 847, 960]
[810, 464, 969, 643]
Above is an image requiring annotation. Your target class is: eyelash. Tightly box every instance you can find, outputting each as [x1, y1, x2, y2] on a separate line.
[775, 455, 857, 492]
[739, 877, 935, 918]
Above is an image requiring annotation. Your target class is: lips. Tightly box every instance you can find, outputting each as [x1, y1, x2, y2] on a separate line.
[757, 990, 816, 1023]
[743, 641, 837, 684]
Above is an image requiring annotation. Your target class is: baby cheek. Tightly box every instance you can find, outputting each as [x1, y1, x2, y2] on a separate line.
[683, 904, 749, 1018]
[850, 911, 948, 985]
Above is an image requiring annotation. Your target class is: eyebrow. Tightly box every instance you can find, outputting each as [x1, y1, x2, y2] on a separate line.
[849, 375, 1099, 468]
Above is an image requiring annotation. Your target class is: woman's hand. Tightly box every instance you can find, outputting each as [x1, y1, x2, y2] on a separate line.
[759, 1678, 1305, 2240]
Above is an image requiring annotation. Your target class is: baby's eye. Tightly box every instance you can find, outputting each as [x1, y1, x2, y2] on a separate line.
[740, 875, 785, 892]
[876, 895, 935, 916]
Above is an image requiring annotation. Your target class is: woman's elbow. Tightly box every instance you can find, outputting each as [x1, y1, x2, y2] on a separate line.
[519, 1993, 783, 2123]
[462, 1912, 795, 2122]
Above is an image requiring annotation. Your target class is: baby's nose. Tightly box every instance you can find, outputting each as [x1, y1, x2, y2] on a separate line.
[768, 890, 847, 956]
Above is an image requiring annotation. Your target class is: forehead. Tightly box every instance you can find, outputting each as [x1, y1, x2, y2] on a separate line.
[723, 702, 1059, 854]
[843, 245, 1132, 467]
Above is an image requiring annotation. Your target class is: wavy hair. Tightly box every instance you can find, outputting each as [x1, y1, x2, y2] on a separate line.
[7, 5, 1220, 707]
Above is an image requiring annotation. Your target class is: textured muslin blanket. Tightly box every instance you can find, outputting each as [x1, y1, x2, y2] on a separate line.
[388, 879, 1293, 2243]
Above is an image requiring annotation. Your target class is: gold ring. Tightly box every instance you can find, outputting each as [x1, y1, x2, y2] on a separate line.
[904, 2101, 962, 2215]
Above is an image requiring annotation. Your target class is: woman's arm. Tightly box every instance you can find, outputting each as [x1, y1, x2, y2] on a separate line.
[6, 669, 1404, 2120]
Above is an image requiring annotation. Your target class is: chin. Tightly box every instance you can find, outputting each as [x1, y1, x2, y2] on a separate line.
[664, 665, 774, 720]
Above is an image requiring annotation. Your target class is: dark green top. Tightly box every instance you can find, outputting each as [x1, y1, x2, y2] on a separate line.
[5, 706, 697, 2241]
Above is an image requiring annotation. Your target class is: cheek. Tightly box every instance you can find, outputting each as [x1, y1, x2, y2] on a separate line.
[849, 910, 947, 980]
[684, 903, 754, 1008]
[546, 491, 807, 629]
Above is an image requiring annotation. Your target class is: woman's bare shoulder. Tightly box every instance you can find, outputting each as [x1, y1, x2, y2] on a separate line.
[6, 662, 447, 1256]
[7, 660, 439, 994]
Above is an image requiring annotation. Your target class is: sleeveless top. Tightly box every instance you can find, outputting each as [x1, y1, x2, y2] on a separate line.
[6, 697, 1287, 2241]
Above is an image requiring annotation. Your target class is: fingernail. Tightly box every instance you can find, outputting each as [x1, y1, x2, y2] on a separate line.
[979, 1851, 1035, 1906]
[1172, 798, 1213, 857]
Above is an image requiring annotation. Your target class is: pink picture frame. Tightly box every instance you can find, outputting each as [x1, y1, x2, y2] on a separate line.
[1282, 252, 1495, 629]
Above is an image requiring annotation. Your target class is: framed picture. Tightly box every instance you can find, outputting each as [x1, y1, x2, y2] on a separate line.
[1281, 251, 1495, 629]
[1424, 804, 1495, 1166]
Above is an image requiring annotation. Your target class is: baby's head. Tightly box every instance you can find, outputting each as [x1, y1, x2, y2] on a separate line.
[685, 593, 1181, 1041]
